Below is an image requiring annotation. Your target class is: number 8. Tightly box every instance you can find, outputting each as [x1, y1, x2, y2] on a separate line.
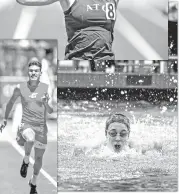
[106, 3, 116, 20]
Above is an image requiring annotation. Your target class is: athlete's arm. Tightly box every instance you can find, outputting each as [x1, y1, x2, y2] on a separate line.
[44, 102, 53, 114]
[115, 0, 120, 5]
[59, 0, 75, 12]
[4, 86, 21, 120]
[41, 93, 53, 114]
[16, 0, 58, 6]
[0, 86, 20, 132]
[16, 0, 75, 12]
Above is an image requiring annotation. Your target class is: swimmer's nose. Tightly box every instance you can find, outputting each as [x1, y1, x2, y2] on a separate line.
[115, 134, 121, 141]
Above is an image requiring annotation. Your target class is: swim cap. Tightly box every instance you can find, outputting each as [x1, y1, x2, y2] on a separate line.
[105, 113, 130, 136]
[28, 57, 42, 70]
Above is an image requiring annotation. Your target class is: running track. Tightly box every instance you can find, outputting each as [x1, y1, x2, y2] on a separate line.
[0, 120, 57, 194]
[0, 0, 168, 60]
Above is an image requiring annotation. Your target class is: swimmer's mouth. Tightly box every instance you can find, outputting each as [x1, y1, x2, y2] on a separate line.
[114, 144, 121, 150]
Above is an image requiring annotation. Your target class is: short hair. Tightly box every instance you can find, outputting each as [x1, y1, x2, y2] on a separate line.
[105, 113, 130, 136]
[28, 57, 42, 70]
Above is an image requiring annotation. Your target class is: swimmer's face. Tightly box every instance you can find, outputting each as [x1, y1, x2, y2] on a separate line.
[28, 65, 41, 81]
[106, 122, 129, 153]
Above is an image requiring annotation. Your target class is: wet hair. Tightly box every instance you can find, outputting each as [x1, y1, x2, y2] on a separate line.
[28, 57, 42, 71]
[105, 113, 130, 136]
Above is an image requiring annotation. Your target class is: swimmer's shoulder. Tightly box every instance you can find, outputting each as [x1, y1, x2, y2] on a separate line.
[128, 140, 142, 153]
[72, 140, 105, 156]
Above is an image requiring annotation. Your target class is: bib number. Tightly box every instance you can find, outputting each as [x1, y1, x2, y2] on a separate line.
[106, 3, 116, 20]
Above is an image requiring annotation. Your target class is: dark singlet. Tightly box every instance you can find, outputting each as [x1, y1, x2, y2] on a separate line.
[19, 82, 48, 130]
[64, 0, 117, 60]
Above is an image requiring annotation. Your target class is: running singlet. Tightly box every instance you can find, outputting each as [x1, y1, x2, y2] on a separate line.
[19, 82, 48, 127]
[64, 0, 117, 60]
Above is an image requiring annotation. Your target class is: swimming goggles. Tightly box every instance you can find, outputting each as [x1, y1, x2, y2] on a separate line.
[108, 130, 128, 138]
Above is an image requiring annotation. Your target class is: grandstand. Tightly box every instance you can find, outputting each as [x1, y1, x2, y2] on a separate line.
[57, 60, 178, 102]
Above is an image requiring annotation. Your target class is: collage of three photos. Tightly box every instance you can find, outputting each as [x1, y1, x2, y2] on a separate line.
[0, 0, 178, 193]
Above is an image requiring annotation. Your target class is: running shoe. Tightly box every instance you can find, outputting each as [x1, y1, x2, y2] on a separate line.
[20, 160, 29, 178]
[29, 180, 38, 194]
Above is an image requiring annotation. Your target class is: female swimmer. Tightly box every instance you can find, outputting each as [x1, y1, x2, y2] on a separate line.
[105, 113, 130, 153]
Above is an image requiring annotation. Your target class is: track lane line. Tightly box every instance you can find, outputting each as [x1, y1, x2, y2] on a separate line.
[3, 130, 57, 188]
[13, 6, 38, 39]
[115, 11, 163, 59]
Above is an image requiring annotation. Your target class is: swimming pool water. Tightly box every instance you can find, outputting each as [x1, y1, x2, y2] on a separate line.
[58, 104, 177, 191]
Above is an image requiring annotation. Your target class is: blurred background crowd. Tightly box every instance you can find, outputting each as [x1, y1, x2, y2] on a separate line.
[0, 40, 57, 76]
[58, 60, 177, 74]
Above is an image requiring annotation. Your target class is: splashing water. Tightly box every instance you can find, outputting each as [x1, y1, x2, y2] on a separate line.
[58, 108, 177, 191]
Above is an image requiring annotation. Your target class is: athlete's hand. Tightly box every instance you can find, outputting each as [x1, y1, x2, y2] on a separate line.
[41, 93, 53, 114]
[41, 93, 50, 104]
[0, 119, 7, 133]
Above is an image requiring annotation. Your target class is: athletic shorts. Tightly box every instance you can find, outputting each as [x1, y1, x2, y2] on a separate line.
[16, 123, 48, 149]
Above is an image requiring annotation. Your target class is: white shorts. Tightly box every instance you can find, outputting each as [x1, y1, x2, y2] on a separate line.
[21, 127, 47, 149]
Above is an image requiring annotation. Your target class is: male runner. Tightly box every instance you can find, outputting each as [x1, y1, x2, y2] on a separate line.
[0, 58, 53, 194]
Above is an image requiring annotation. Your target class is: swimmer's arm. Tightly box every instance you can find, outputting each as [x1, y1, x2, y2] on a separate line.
[4, 86, 21, 120]
[16, 0, 58, 6]
[72, 145, 93, 156]
[128, 140, 163, 154]
[73, 140, 102, 156]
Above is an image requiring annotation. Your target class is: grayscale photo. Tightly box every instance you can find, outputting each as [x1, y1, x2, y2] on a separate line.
[0, 40, 57, 194]
[58, 60, 177, 191]
[169, 1, 178, 59]
[0, 0, 167, 60]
